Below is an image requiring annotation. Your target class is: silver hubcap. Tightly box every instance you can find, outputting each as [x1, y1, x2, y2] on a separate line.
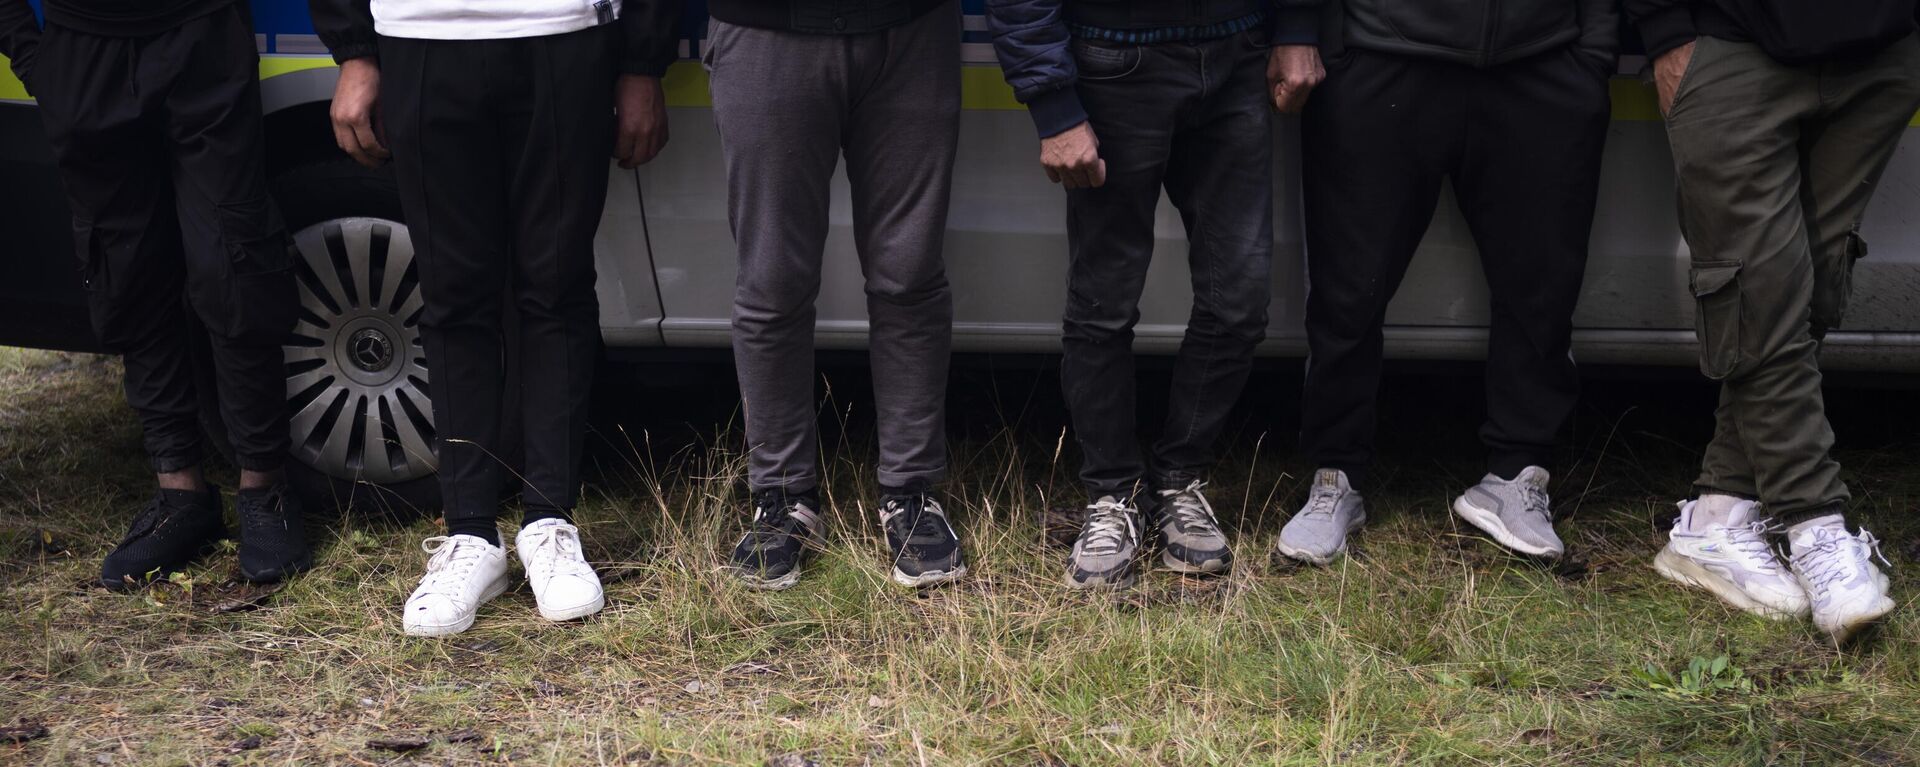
[284, 218, 436, 484]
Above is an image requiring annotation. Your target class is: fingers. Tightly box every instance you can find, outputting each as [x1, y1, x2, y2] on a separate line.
[331, 111, 388, 168]
[1087, 158, 1107, 189]
[351, 118, 390, 165]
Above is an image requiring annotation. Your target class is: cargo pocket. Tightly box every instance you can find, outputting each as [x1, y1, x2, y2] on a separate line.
[215, 198, 299, 345]
[71, 216, 118, 344]
[1690, 260, 1743, 380]
[1809, 228, 1865, 339]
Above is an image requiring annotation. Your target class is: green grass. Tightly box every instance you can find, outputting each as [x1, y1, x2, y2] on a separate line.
[2, 346, 1918, 766]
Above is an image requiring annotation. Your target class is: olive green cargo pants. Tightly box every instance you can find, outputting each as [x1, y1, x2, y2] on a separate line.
[1664, 34, 1920, 522]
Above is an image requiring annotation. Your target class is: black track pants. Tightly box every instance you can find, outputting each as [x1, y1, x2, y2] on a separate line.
[34, 4, 297, 473]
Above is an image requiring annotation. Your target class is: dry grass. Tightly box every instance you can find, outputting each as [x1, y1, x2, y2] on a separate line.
[1, 346, 1918, 766]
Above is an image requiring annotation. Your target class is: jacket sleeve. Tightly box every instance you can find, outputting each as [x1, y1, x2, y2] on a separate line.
[0, 0, 40, 88]
[1270, 0, 1323, 45]
[1621, 0, 1695, 58]
[986, 0, 1087, 139]
[620, 0, 681, 77]
[1575, 0, 1620, 67]
[309, 0, 378, 64]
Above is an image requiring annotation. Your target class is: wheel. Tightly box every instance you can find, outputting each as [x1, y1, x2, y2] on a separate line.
[273, 160, 443, 517]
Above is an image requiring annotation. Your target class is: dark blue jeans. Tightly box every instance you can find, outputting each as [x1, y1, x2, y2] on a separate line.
[1060, 29, 1274, 501]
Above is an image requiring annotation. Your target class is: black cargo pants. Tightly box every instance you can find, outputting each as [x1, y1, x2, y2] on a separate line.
[33, 4, 297, 473]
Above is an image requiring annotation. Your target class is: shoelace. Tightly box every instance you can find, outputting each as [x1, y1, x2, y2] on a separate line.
[523, 523, 587, 580]
[884, 498, 949, 543]
[1160, 480, 1218, 532]
[237, 489, 287, 531]
[1720, 519, 1787, 574]
[1793, 528, 1890, 594]
[1080, 499, 1135, 556]
[1303, 485, 1341, 519]
[418, 535, 491, 595]
[1520, 480, 1551, 517]
[748, 495, 813, 546]
[117, 496, 172, 545]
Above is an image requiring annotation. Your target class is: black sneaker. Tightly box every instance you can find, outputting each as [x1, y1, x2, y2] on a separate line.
[880, 494, 965, 588]
[236, 485, 314, 583]
[728, 489, 823, 591]
[1066, 495, 1143, 590]
[100, 487, 227, 591]
[1148, 480, 1233, 575]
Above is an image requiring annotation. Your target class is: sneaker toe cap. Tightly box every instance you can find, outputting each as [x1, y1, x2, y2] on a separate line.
[533, 574, 604, 612]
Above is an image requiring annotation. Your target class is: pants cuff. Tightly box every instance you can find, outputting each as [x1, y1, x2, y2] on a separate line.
[235, 454, 287, 473]
[148, 450, 204, 474]
[877, 469, 945, 492]
[1487, 450, 1553, 481]
[1770, 500, 1846, 527]
[1691, 484, 1758, 502]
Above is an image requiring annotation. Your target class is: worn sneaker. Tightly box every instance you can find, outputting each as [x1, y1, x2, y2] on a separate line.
[1453, 466, 1564, 558]
[1788, 521, 1895, 643]
[728, 489, 824, 591]
[880, 494, 966, 588]
[1653, 497, 1808, 620]
[402, 534, 512, 637]
[1276, 469, 1365, 566]
[235, 485, 313, 583]
[100, 487, 227, 590]
[1066, 496, 1142, 589]
[516, 518, 604, 622]
[1150, 480, 1232, 574]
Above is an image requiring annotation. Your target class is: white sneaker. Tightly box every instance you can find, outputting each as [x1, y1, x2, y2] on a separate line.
[403, 534, 512, 637]
[516, 518, 605, 622]
[1652, 498, 1809, 620]
[1788, 521, 1895, 643]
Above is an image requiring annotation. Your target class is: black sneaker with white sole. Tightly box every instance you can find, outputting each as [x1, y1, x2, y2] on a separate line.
[728, 489, 824, 591]
[1067, 495, 1143, 589]
[235, 485, 313, 583]
[100, 487, 227, 590]
[1149, 480, 1232, 574]
[880, 494, 966, 588]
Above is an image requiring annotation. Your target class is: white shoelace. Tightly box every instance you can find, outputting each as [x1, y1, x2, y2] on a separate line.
[1792, 528, 1890, 595]
[1720, 520, 1787, 574]
[1081, 499, 1136, 556]
[1304, 485, 1342, 519]
[523, 523, 589, 581]
[1519, 481, 1551, 518]
[1160, 480, 1218, 532]
[418, 535, 492, 596]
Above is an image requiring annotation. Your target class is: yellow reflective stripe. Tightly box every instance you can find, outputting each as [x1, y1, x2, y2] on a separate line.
[6, 53, 1918, 126]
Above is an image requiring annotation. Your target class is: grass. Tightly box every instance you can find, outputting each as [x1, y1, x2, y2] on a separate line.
[2, 345, 1918, 766]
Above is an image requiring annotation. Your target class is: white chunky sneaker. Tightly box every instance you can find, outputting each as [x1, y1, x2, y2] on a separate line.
[1453, 466, 1564, 558]
[403, 534, 512, 637]
[1276, 469, 1366, 565]
[1788, 520, 1895, 643]
[1653, 497, 1809, 620]
[516, 518, 606, 622]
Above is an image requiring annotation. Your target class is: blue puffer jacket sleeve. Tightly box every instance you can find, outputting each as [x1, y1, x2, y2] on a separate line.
[986, 0, 1086, 138]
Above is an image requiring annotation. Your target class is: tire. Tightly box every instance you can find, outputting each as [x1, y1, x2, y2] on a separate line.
[271, 159, 445, 518]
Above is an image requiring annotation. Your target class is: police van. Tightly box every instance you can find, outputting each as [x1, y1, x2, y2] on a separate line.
[3, 0, 1918, 508]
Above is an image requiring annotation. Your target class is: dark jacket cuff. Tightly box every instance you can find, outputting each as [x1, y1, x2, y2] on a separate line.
[1269, 7, 1319, 45]
[328, 40, 378, 65]
[1634, 5, 1696, 59]
[1027, 86, 1088, 139]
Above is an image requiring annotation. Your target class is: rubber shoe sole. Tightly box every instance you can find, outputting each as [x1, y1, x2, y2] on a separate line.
[1652, 546, 1807, 620]
[1821, 595, 1895, 645]
[403, 571, 512, 638]
[734, 566, 803, 592]
[892, 564, 967, 588]
[1159, 548, 1230, 575]
[536, 591, 605, 622]
[1452, 496, 1561, 558]
[1065, 564, 1137, 590]
[1273, 512, 1366, 567]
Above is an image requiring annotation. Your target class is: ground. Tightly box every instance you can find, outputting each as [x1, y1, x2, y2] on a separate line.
[2, 346, 1917, 766]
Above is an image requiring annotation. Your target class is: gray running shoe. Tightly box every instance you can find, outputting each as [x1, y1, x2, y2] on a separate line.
[1453, 466, 1563, 558]
[1152, 480, 1232, 574]
[1276, 469, 1366, 565]
[1066, 496, 1142, 589]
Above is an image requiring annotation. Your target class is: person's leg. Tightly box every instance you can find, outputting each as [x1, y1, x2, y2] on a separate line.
[505, 26, 617, 525]
[158, 5, 309, 580]
[1298, 51, 1451, 487]
[843, 2, 961, 498]
[1453, 48, 1608, 483]
[707, 18, 848, 498]
[381, 35, 516, 544]
[35, 23, 228, 587]
[1059, 41, 1184, 504]
[1151, 29, 1273, 489]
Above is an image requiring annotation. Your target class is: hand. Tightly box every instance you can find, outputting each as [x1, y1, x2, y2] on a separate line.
[1266, 45, 1324, 114]
[1040, 122, 1105, 189]
[329, 58, 389, 167]
[614, 74, 669, 168]
[1653, 41, 1696, 117]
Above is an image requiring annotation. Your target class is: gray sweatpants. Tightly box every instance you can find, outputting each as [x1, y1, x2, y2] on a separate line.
[1665, 34, 1920, 521]
[705, 4, 961, 494]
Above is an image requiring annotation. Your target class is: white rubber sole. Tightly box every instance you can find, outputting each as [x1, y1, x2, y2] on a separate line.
[1652, 547, 1806, 620]
[403, 571, 511, 638]
[1819, 595, 1895, 644]
[1452, 497, 1561, 558]
[536, 591, 606, 622]
[1273, 513, 1366, 566]
[1064, 565, 1138, 590]
[892, 564, 967, 588]
[1159, 549, 1230, 574]
[736, 567, 803, 592]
